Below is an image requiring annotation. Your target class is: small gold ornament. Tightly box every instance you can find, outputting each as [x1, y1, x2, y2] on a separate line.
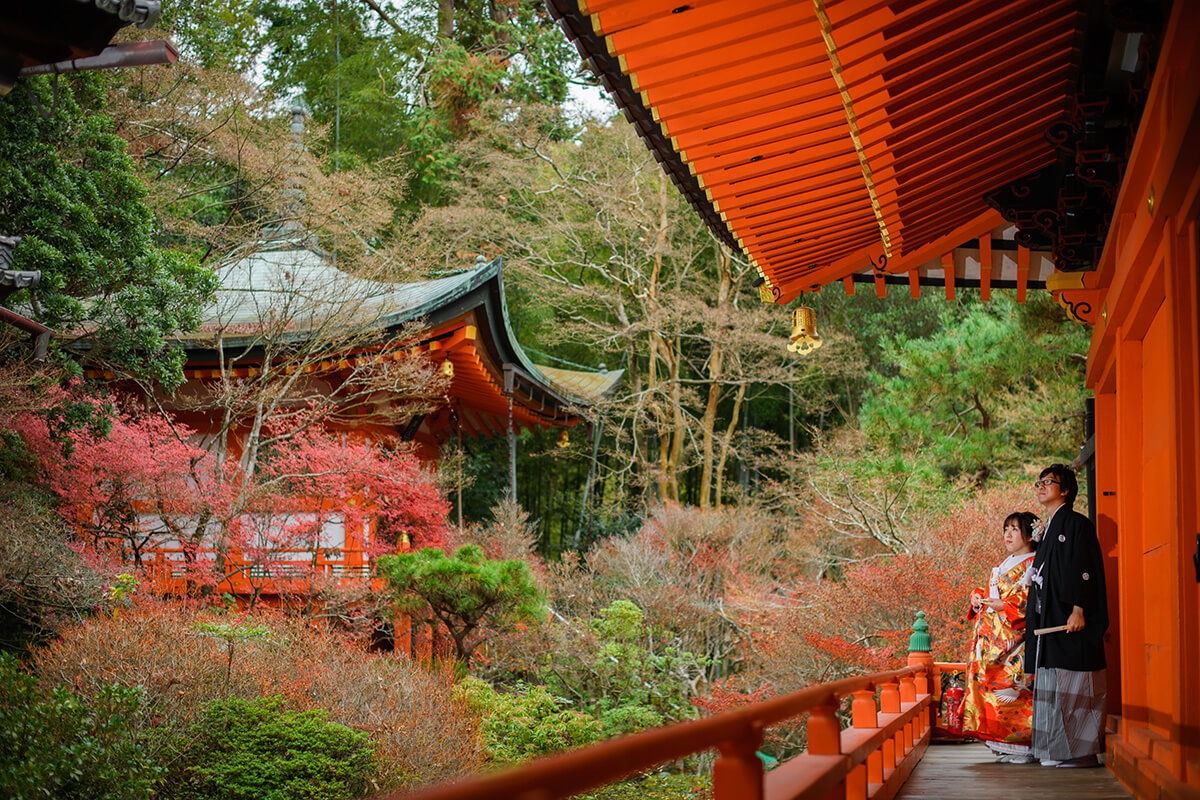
[787, 306, 823, 354]
[556, 428, 569, 448]
[441, 359, 455, 378]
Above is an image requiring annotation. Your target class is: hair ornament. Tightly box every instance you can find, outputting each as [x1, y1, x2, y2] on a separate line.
[1030, 519, 1045, 542]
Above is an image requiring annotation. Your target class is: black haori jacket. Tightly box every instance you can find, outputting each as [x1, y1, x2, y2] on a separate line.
[1024, 506, 1109, 673]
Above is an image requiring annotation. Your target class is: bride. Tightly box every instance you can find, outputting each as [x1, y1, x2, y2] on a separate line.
[961, 511, 1040, 763]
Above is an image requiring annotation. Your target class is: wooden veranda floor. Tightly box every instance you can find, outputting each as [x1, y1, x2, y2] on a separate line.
[896, 743, 1133, 799]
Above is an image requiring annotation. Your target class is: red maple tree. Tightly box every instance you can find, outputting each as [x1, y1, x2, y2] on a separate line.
[13, 390, 448, 601]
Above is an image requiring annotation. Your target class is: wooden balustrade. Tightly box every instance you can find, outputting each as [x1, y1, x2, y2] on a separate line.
[386, 622, 941, 800]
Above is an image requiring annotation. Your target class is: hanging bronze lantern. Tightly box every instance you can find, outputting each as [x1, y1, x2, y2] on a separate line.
[441, 359, 455, 378]
[556, 428, 570, 448]
[787, 306, 823, 354]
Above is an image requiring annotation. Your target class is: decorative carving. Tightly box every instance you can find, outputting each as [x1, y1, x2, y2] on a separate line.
[0, 234, 19, 269]
[758, 282, 782, 304]
[1046, 270, 1103, 326]
[985, 8, 1163, 275]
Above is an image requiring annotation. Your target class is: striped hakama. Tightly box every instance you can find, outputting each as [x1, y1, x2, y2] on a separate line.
[1031, 667, 1106, 761]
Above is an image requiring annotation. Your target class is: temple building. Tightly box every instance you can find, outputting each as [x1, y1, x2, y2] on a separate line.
[164, 240, 619, 462]
[87, 237, 621, 603]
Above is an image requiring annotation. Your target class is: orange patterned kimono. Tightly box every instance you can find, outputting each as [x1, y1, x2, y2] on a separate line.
[961, 552, 1035, 746]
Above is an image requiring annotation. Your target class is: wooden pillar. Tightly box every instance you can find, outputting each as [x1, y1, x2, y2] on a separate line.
[1094, 388, 1121, 714]
[504, 364, 517, 501]
[1115, 334, 1146, 736]
[712, 725, 763, 800]
[1170, 217, 1200, 779]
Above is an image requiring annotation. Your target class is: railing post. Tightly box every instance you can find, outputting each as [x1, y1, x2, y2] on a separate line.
[853, 686, 882, 794]
[879, 680, 901, 714]
[807, 699, 841, 755]
[879, 680, 901, 768]
[851, 688, 877, 729]
[899, 675, 917, 752]
[713, 722, 764, 800]
[867, 747, 883, 786]
[807, 699, 844, 799]
[907, 610, 935, 732]
[882, 729, 897, 771]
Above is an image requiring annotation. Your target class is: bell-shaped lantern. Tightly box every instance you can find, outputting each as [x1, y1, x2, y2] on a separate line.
[441, 359, 456, 378]
[556, 428, 570, 448]
[787, 306, 823, 354]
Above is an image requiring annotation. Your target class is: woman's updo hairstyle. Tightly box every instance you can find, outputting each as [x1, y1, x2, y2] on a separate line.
[1003, 511, 1040, 549]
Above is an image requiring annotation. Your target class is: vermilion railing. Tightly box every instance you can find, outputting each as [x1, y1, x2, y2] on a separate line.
[387, 646, 942, 800]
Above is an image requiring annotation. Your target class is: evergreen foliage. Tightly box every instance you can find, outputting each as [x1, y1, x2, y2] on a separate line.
[542, 600, 704, 735]
[378, 544, 544, 667]
[860, 294, 1090, 486]
[0, 654, 161, 800]
[455, 677, 600, 765]
[169, 696, 374, 800]
[0, 75, 216, 390]
[258, 0, 574, 206]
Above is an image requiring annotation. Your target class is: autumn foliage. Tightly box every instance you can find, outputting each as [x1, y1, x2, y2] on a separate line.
[11, 388, 448, 598]
[32, 600, 480, 791]
[733, 484, 1035, 691]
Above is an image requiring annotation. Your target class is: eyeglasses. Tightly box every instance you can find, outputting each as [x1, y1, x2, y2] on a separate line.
[1033, 479, 1061, 489]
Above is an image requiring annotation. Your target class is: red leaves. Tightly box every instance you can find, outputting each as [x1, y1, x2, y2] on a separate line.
[692, 678, 774, 716]
[735, 485, 1035, 688]
[256, 425, 450, 554]
[14, 389, 449, 593]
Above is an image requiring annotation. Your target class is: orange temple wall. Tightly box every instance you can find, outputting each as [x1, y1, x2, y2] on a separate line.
[1086, 3, 1200, 795]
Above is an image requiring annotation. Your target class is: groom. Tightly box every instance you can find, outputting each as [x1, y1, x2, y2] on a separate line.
[1024, 463, 1109, 768]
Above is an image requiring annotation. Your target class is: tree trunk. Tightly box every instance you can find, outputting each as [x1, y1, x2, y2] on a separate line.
[649, 171, 674, 501]
[665, 336, 684, 501]
[438, 0, 454, 40]
[698, 246, 734, 508]
[488, 0, 512, 51]
[698, 351, 721, 508]
[714, 383, 746, 508]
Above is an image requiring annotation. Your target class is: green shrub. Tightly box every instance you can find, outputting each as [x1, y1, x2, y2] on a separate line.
[578, 771, 711, 799]
[543, 600, 704, 735]
[598, 704, 663, 737]
[455, 677, 601, 766]
[170, 696, 374, 800]
[0, 653, 161, 800]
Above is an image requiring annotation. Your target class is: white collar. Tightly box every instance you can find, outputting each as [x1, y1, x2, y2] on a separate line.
[997, 551, 1035, 574]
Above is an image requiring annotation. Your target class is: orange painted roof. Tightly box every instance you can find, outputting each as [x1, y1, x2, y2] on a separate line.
[553, 0, 1084, 302]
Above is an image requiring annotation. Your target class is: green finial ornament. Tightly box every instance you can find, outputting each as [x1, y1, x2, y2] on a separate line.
[909, 611, 932, 653]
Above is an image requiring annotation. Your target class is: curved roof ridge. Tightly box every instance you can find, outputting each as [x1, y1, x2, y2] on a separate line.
[179, 242, 621, 407]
